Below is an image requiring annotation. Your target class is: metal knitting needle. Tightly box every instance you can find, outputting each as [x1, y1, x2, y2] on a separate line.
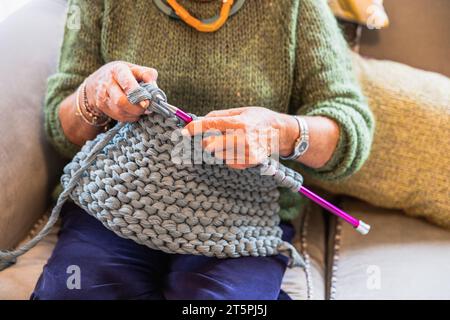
[157, 100, 370, 235]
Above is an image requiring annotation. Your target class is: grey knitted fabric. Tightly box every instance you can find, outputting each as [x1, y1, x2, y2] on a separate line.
[0, 84, 305, 271]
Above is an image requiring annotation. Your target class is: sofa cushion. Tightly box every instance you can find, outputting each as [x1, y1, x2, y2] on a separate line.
[0, 216, 58, 300]
[328, 198, 450, 299]
[282, 203, 327, 300]
[0, 0, 67, 249]
[305, 53, 450, 228]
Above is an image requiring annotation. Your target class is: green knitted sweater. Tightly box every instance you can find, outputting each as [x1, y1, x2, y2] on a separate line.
[44, 0, 374, 220]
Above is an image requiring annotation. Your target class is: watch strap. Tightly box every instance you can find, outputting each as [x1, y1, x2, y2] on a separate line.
[280, 116, 310, 161]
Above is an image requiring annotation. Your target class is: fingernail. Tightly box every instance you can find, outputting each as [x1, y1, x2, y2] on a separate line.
[144, 109, 153, 115]
[139, 100, 149, 109]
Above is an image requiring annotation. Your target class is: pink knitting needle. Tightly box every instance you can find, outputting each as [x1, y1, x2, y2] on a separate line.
[160, 101, 371, 235]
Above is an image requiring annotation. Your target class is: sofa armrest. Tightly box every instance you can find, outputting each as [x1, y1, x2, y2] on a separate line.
[0, 0, 68, 249]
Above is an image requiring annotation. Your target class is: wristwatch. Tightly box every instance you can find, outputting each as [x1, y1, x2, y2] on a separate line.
[280, 116, 310, 161]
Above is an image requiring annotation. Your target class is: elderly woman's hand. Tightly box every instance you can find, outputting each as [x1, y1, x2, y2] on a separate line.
[58, 61, 158, 147]
[84, 61, 158, 122]
[181, 107, 300, 169]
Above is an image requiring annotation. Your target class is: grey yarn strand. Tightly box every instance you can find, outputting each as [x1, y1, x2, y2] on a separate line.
[0, 83, 305, 271]
[0, 123, 125, 270]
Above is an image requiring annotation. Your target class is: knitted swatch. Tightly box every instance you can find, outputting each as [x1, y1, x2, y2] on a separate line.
[0, 84, 305, 271]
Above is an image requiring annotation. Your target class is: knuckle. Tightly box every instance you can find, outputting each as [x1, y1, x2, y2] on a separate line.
[206, 111, 219, 117]
[95, 92, 106, 107]
[138, 67, 158, 83]
[148, 67, 158, 77]
[113, 60, 126, 68]
[229, 117, 241, 127]
[111, 94, 121, 106]
[112, 62, 127, 76]
[121, 84, 131, 93]
[110, 62, 122, 73]
[114, 97, 124, 107]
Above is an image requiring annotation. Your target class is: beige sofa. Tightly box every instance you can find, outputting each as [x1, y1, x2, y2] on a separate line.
[0, 0, 449, 300]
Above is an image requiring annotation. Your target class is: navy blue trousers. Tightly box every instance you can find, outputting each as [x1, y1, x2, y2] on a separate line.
[31, 202, 294, 300]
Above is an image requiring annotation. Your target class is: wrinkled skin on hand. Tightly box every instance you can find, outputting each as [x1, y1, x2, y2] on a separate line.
[182, 107, 299, 169]
[85, 61, 158, 122]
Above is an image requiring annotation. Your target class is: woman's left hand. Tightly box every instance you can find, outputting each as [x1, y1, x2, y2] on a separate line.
[181, 107, 299, 169]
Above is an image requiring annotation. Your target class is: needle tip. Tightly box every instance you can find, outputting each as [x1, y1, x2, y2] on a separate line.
[355, 220, 371, 235]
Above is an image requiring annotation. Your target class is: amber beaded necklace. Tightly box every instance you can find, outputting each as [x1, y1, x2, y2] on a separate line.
[153, 0, 246, 32]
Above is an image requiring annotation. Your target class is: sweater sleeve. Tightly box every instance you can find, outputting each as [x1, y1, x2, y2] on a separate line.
[44, 0, 104, 159]
[290, 0, 375, 181]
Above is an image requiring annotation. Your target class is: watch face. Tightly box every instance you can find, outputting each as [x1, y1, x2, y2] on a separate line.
[298, 141, 309, 154]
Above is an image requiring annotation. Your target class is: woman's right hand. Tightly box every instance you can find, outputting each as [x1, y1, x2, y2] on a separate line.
[59, 61, 158, 147]
[84, 61, 158, 122]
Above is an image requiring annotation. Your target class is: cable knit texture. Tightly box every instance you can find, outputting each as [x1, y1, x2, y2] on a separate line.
[44, 0, 374, 220]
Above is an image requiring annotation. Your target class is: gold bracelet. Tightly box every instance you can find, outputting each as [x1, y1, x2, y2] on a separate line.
[75, 82, 112, 130]
[81, 82, 103, 117]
